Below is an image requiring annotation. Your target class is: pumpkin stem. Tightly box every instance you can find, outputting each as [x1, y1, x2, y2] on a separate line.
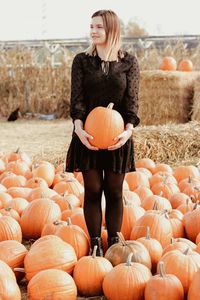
[170, 237, 175, 244]
[183, 248, 190, 255]
[14, 267, 25, 273]
[53, 220, 61, 225]
[153, 201, 158, 210]
[15, 147, 20, 153]
[126, 253, 133, 266]
[192, 202, 199, 210]
[5, 207, 12, 212]
[107, 103, 114, 110]
[117, 232, 127, 246]
[66, 217, 72, 225]
[92, 245, 98, 258]
[146, 226, 151, 239]
[122, 195, 129, 206]
[158, 261, 166, 278]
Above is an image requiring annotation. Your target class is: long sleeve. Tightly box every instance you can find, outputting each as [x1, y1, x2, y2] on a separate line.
[70, 54, 87, 123]
[121, 55, 140, 127]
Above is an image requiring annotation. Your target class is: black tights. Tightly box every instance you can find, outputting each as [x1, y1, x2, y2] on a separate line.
[82, 169, 125, 238]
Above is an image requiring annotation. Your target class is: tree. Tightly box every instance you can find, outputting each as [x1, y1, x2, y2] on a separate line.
[125, 20, 148, 37]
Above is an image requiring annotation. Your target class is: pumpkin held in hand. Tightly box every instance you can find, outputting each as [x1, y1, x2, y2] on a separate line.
[84, 103, 124, 149]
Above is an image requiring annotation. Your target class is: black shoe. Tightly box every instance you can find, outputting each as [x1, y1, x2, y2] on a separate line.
[90, 237, 103, 257]
[107, 236, 119, 248]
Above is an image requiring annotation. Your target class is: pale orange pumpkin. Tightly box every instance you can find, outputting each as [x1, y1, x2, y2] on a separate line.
[9, 197, 29, 216]
[0, 259, 16, 281]
[32, 161, 55, 187]
[0, 216, 22, 242]
[135, 158, 155, 173]
[137, 226, 163, 274]
[20, 198, 61, 239]
[24, 235, 77, 281]
[169, 192, 192, 209]
[73, 245, 113, 296]
[188, 268, 200, 299]
[0, 240, 28, 280]
[0, 276, 21, 299]
[152, 163, 173, 175]
[173, 165, 200, 183]
[121, 201, 145, 240]
[159, 56, 177, 71]
[0, 207, 20, 222]
[0, 192, 13, 207]
[177, 59, 193, 72]
[125, 171, 150, 191]
[144, 261, 184, 300]
[130, 211, 173, 248]
[41, 220, 66, 236]
[27, 269, 77, 300]
[25, 177, 48, 189]
[159, 248, 200, 294]
[53, 178, 84, 197]
[162, 238, 190, 256]
[103, 253, 152, 300]
[183, 205, 200, 242]
[84, 103, 124, 149]
[55, 218, 90, 259]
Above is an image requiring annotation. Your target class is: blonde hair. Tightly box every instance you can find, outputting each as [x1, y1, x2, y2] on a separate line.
[85, 9, 124, 61]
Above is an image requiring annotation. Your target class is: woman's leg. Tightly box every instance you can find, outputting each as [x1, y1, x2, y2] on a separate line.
[104, 170, 125, 246]
[82, 169, 104, 255]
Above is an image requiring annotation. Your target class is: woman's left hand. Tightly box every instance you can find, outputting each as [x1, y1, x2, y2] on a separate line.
[108, 129, 133, 151]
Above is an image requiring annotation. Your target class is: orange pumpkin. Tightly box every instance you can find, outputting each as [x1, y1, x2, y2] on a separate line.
[0, 240, 28, 280]
[73, 245, 113, 296]
[0, 276, 21, 299]
[178, 59, 193, 72]
[159, 56, 177, 71]
[136, 226, 163, 274]
[84, 103, 124, 149]
[103, 253, 151, 300]
[145, 261, 184, 300]
[159, 248, 200, 294]
[130, 211, 173, 248]
[24, 235, 77, 280]
[27, 269, 77, 300]
[188, 268, 200, 299]
[55, 218, 90, 259]
[20, 198, 61, 239]
[0, 216, 22, 242]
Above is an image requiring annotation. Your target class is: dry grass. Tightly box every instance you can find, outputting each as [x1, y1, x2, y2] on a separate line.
[1, 40, 200, 120]
[1, 119, 200, 168]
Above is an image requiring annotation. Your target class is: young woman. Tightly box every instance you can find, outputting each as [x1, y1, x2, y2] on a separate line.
[66, 9, 140, 256]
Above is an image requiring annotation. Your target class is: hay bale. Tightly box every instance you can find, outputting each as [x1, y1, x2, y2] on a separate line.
[138, 70, 200, 125]
[191, 75, 200, 121]
[134, 121, 200, 166]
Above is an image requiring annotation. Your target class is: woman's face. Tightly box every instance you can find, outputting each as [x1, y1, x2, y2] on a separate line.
[90, 16, 106, 45]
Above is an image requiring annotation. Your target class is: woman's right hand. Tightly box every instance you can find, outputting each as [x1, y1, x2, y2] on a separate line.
[75, 128, 99, 150]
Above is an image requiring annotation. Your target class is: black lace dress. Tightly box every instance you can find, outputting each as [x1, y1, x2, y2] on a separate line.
[65, 51, 140, 174]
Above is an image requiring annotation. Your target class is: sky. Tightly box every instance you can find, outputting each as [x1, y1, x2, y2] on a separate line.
[0, 0, 199, 41]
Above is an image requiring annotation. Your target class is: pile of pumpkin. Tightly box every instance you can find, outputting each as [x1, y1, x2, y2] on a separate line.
[1, 150, 200, 299]
[159, 57, 193, 71]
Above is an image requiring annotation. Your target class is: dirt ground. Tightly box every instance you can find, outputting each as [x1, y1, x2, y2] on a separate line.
[1, 118, 200, 167]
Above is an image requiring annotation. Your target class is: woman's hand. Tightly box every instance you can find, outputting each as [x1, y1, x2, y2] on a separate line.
[108, 129, 133, 151]
[75, 127, 99, 150]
